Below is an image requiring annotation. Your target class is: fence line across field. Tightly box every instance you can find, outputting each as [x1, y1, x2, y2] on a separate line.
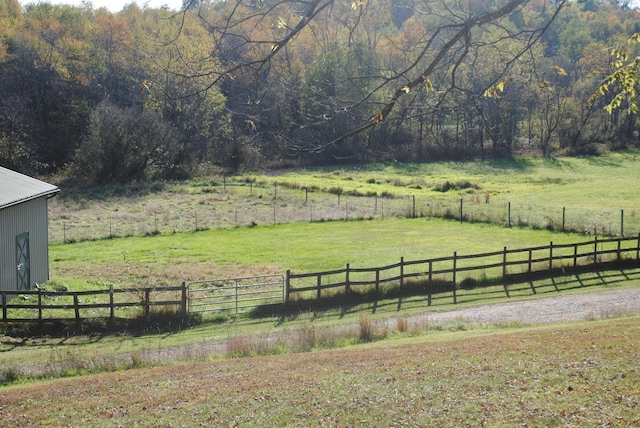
[0, 285, 187, 322]
[285, 235, 640, 304]
[48, 183, 639, 243]
[3, 236, 639, 323]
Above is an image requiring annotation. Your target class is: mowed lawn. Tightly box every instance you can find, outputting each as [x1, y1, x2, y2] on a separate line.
[49, 217, 588, 289]
[1, 317, 639, 426]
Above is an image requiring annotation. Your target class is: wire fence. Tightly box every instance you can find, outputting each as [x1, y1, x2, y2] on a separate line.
[48, 182, 639, 244]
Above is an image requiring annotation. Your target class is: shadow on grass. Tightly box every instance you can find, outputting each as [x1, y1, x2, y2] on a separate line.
[0, 311, 204, 339]
[253, 259, 640, 319]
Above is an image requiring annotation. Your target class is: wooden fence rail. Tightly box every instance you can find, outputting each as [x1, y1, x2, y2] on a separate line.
[285, 235, 640, 304]
[4, 236, 640, 322]
[1, 284, 187, 322]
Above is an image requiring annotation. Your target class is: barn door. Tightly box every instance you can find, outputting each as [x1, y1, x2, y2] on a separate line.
[16, 232, 31, 291]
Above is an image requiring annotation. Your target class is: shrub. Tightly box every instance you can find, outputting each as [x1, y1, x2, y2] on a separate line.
[0, 366, 22, 386]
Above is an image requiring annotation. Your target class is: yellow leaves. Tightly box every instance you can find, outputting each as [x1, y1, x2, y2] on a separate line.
[276, 17, 287, 30]
[483, 81, 506, 98]
[423, 77, 434, 92]
[401, 86, 410, 94]
[598, 83, 608, 96]
[629, 33, 640, 44]
[611, 49, 628, 62]
[372, 112, 384, 124]
[552, 65, 568, 76]
[538, 80, 553, 92]
[351, 1, 365, 9]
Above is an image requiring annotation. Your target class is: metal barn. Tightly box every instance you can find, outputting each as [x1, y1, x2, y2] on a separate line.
[0, 167, 59, 293]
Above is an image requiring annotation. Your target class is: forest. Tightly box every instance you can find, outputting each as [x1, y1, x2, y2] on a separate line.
[0, 0, 639, 184]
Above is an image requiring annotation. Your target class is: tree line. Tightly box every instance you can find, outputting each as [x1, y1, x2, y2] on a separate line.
[0, 0, 638, 184]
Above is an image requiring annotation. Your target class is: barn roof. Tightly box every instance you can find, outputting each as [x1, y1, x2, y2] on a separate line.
[0, 166, 60, 210]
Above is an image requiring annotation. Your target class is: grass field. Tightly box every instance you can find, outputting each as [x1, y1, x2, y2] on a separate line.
[49, 217, 589, 290]
[1, 317, 639, 426]
[48, 151, 640, 243]
[3, 152, 640, 421]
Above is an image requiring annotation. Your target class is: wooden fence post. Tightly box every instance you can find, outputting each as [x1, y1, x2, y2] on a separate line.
[110, 285, 115, 319]
[38, 288, 42, 321]
[573, 244, 578, 267]
[549, 241, 553, 271]
[317, 274, 322, 301]
[502, 246, 507, 278]
[459, 199, 463, 224]
[621, 209, 624, 237]
[400, 257, 404, 288]
[508, 202, 511, 228]
[452, 251, 457, 304]
[74, 294, 80, 321]
[2, 292, 6, 321]
[594, 236, 598, 265]
[285, 270, 291, 304]
[528, 249, 533, 273]
[617, 238, 622, 261]
[181, 281, 188, 317]
[144, 288, 150, 318]
[562, 207, 566, 232]
[375, 269, 380, 295]
[345, 264, 351, 296]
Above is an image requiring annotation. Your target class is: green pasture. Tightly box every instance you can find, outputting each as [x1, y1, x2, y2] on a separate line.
[48, 151, 640, 244]
[251, 151, 640, 205]
[49, 217, 590, 289]
[5, 151, 640, 388]
[247, 150, 640, 234]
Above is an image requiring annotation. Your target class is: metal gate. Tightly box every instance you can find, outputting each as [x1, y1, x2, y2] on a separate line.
[187, 274, 284, 315]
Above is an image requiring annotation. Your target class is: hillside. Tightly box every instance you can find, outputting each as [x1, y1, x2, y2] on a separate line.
[1, 288, 639, 426]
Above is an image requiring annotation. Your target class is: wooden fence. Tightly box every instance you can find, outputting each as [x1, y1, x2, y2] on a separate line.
[1, 284, 187, 322]
[285, 235, 640, 304]
[4, 236, 640, 322]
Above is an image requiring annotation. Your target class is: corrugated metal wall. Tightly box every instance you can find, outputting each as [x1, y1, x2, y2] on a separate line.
[0, 197, 51, 292]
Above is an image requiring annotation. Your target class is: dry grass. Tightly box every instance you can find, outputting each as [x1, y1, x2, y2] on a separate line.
[1, 317, 639, 426]
[396, 316, 409, 332]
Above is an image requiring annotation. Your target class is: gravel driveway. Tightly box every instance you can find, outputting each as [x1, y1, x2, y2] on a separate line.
[408, 285, 640, 326]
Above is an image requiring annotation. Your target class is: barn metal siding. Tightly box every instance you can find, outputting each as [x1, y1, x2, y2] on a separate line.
[0, 197, 51, 292]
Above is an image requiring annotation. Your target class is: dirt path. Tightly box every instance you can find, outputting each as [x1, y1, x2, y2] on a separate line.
[405, 285, 640, 327]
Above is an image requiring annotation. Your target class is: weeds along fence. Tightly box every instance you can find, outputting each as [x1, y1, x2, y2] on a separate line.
[285, 235, 640, 304]
[48, 181, 640, 243]
[1, 285, 187, 323]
